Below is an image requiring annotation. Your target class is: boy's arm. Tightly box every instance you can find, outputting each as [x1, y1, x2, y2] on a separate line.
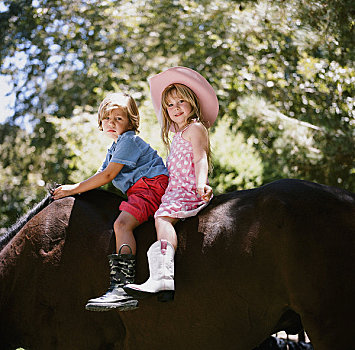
[52, 162, 124, 200]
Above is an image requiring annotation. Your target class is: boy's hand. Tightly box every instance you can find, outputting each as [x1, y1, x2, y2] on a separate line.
[52, 184, 79, 200]
[197, 184, 213, 202]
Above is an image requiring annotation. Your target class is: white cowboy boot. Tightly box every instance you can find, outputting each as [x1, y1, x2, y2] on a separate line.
[124, 239, 175, 302]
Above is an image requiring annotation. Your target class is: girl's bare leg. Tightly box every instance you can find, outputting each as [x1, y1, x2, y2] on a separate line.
[123, 215, 178, 300]
[155, 216, 179, 250]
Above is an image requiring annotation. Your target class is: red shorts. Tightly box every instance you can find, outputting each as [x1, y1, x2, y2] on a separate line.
[119, 174, 169, 224]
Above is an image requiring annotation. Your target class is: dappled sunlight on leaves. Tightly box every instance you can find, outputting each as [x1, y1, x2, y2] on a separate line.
[210, 116, 263, 193]
[0, 0, 354, 228]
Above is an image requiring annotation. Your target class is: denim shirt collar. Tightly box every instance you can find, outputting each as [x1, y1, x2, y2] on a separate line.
[115, 130, 135, 143]
[108, 130, 136, 155]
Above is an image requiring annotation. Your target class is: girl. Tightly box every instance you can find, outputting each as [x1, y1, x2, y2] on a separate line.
[124, 67, 219, 302]
[52, 92, 169, 311]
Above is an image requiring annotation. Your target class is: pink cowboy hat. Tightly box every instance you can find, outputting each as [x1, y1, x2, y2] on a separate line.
[148, 66, 219, 130]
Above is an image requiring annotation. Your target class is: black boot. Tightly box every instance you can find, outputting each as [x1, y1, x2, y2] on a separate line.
[85, 245, 138, 311]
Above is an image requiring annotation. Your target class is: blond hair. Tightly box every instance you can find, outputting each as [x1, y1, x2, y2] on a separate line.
[97, 92, 140, 133]
[161, 83, 212, 171]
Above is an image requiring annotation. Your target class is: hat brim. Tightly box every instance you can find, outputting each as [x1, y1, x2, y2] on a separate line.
[148, 66, 219, 131]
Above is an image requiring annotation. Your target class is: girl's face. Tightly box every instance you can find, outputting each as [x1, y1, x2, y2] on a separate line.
[101, 107, 131, 141]
[166, 91, 193, 130]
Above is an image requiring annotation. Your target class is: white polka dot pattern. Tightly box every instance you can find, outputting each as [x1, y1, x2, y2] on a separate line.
[155, 124, 210, 219]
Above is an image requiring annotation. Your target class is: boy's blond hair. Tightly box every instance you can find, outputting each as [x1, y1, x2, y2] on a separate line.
[161, 83, 212, 171]
[98, 92, 140, 133]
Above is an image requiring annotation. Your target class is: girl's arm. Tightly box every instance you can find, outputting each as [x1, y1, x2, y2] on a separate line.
[52, 162, 124, 200]
[185, 123, 213, 202]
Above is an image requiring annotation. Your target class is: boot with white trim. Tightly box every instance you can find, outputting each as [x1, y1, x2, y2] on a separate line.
[85, 244, 138, 311]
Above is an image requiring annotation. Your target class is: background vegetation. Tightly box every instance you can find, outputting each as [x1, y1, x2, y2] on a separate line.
[0, 0, 354, 229]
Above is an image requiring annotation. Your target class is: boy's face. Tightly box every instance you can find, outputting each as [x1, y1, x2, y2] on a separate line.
[101, 107, 131, 141]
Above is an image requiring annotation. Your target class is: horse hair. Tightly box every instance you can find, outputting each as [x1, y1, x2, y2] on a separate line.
[0, 185, 57, 251]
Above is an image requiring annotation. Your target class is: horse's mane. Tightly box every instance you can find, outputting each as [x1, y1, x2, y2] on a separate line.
[0, 193, 54, 251]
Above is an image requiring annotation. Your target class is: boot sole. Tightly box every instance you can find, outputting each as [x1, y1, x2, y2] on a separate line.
[123, 287, 175, 302]
[85, 299, 138, 312]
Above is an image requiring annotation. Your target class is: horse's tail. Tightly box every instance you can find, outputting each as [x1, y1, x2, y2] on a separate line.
[0, 191, 55, 251]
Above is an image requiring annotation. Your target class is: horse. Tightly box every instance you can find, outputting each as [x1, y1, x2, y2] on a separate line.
[0, 179, 354, 350]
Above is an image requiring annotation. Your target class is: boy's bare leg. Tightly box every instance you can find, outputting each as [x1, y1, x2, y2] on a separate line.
[114, 211, 140, 254]
[85, 211, 140, 311]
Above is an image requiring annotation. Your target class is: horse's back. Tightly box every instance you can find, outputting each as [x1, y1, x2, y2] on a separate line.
[149, 179, 355, 350]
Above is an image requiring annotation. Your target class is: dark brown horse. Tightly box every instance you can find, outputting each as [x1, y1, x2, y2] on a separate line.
[0, 179, 354, 350]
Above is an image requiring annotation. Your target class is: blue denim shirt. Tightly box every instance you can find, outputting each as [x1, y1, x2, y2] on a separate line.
[98, 131, 168, 194]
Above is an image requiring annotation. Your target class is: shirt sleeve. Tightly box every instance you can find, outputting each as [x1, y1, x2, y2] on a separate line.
[110, 135, 141, 167]
[97, 152, 110, 173]
[96, 163, 104, 174]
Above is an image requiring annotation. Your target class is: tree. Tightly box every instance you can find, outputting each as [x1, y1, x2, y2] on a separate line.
[0, 0, 354, 227]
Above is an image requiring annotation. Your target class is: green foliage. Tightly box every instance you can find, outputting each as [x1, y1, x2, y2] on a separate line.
[48, 110, 108, 182]
[210, 116, 263, 193]
[0, 121, 61, 228]
[0, 0, 354, 228]
[236, 95, 324, 182]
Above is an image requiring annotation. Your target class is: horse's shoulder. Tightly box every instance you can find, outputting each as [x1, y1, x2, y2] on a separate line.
[27, 189, 121, 233]
[60, 189, 124, 216]
[76, 188, 122, 202]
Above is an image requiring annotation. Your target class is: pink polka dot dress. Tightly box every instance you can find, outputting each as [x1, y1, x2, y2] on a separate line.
[155, 123, 211, 219]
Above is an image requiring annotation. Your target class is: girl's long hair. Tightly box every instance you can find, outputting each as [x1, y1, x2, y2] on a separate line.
[161, 83, 212, 171]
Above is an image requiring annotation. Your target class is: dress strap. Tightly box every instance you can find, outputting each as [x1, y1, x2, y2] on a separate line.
[180, 119, 198, 134]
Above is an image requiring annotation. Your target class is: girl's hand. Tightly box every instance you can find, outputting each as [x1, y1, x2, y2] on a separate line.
[52, 184, 79, 200]
[197, 184, 213, 202]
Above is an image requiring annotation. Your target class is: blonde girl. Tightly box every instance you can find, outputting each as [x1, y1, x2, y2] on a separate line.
[125, 67, 219, 302]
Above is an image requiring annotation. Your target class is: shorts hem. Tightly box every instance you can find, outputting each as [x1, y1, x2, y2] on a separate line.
[119, 202, 146, 224]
